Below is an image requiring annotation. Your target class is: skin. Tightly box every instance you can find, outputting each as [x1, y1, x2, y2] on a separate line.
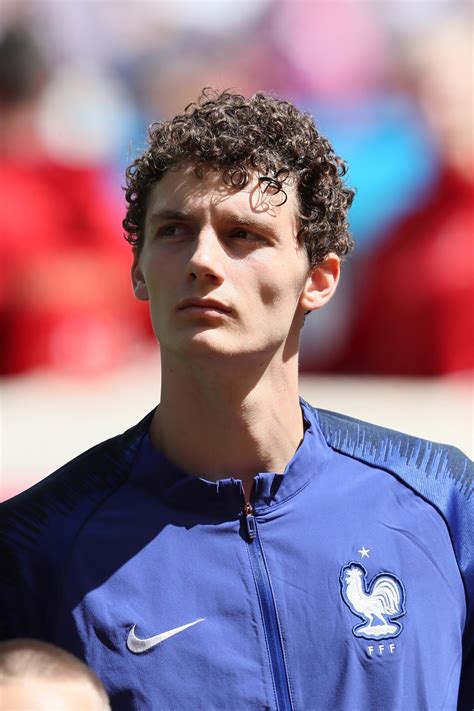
[132, 166, 339, 497]
[1, 679, 108, 710]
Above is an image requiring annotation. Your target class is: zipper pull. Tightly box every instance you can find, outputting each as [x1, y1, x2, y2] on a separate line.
[243, 502, 257, 541]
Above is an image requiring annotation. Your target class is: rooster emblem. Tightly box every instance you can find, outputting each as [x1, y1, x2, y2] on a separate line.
[340, 563, 406, 640]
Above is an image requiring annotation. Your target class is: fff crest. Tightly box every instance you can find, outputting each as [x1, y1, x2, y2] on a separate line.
[340, 562, 406, 640]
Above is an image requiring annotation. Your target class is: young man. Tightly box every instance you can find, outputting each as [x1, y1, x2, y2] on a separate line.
[0, 638, 110, 710]
[1, 91, 473, 710]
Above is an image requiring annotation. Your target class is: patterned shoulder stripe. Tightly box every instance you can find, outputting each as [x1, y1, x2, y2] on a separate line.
[316, 408, 473, 499]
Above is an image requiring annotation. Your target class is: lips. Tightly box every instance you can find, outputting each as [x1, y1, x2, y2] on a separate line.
[177, 298, 231, 314]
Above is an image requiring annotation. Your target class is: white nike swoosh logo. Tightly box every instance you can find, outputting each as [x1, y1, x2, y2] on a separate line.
[126, 618, 205, 654]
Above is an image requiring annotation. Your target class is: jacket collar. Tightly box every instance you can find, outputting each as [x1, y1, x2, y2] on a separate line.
[130, 399, 331, 518]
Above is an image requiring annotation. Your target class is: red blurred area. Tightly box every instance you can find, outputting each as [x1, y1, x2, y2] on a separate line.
[0, 156, 152, 375]
[332, 167, 474, 376]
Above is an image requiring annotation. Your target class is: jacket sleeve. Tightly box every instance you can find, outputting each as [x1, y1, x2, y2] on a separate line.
[316, 406, 474, 709]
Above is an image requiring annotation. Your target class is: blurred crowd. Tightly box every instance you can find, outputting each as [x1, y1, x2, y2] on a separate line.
[0, 0, 472, 378]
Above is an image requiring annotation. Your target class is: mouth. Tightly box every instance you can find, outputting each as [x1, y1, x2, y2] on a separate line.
[177, 298, 232, 316]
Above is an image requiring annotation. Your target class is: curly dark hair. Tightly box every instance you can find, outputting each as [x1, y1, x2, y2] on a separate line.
[123, 89, 354, 266]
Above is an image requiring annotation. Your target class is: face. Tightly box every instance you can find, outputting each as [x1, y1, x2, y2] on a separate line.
[1, 679, 107, 711]
[132, 166, 338, 363]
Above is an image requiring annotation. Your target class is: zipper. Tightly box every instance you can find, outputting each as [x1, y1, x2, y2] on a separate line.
[242, 500, 293, 711]
[243, 502, 257, 540]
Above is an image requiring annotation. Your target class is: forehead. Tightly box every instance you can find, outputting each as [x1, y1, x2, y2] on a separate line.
[144, 165, 299, 232]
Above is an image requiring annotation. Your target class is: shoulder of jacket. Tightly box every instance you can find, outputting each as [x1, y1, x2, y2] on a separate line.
[314, 406, 472, 499]
[1, 410, 154, 570]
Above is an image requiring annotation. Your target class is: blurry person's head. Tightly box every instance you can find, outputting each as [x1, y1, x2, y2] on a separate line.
[123, 89, 354, 267]
[405, 10, 473, 177]
[0, 26, 48, 158]
[0, 26, 47, 109]
[0, 639, 110, 710]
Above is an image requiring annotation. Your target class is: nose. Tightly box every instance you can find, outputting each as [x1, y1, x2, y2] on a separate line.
[187, 227, 225, 284]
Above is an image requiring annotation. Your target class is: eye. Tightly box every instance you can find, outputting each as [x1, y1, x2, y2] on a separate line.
[231, 229, 262, 243]
[156, 223, 188, 238]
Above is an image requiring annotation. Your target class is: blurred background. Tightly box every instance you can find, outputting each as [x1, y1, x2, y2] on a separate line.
[1, 0, 473, 499]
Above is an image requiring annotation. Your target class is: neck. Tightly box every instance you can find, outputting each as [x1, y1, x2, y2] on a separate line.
[150, 348, 304, 497]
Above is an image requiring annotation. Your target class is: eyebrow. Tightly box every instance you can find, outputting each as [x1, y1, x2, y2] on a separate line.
[223, 214, 269, 229]
[148, 209, 192, 224]
[219, 212, 281, 238]
[148, 209, 274, 230]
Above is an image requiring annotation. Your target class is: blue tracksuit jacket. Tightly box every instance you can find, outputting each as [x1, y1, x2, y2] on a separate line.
[1, 400, 473, 710]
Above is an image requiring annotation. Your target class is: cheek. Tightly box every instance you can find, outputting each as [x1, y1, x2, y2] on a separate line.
[259, 282, 283, 307]
[250, 260, 306, 310]
[142, 258, 172, 302]
[243, 261, 278, 307]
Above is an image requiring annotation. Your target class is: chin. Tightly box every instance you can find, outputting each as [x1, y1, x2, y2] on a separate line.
[155, 320, 278, 361]
[165, 331, 262, 361]
[186, 334, 242, 358]
[159, 330, 233, 357]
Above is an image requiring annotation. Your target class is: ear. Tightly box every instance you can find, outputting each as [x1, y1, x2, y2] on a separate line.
[299, 253, 340, 313]
[131, 248, 149, 301]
